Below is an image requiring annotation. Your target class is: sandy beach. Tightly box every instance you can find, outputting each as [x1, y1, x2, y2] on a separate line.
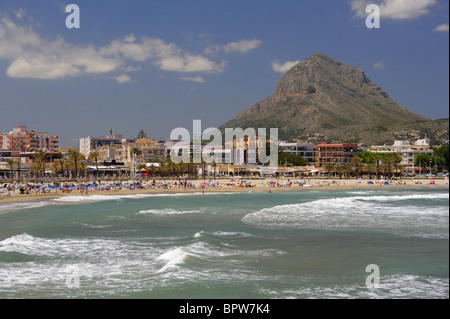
[0, 177, 448, 207]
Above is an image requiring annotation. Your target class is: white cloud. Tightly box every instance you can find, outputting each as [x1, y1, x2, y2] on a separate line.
[7, 57, 81, 79]
[14, 8, 25, 20]
[223, 39, 262, 53]
[372, 62, 385, 70]
[350, 0, 437, 20]
[0, 18, 224, 80]
[434, 24, 449, 32]
[115, 74, 131, 83]
[179, 76, 205, 83]
[125, 65, 142, 72]
[271, 60, 300, 73]
[203, 44, 221, 55]
[101, 35, 225, 73]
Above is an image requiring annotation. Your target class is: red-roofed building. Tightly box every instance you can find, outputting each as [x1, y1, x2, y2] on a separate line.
[315, 142, 360, 167]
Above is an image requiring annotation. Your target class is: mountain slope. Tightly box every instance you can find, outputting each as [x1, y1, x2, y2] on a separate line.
[220, 53, 448, 146]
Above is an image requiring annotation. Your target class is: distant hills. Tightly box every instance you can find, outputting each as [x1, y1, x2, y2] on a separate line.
[220, 53, 449, 146]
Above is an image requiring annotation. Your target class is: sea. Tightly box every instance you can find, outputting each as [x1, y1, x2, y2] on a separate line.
[0, 188, 448, 299]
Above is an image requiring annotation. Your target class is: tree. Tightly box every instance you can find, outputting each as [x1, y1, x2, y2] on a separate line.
[334, 164, 346, 179]
[433, 145, 449, 171]
[342, 163, 352, 178]
[365, 163, 376, 180]
[324, 164, 335, 178]
[15, 159, 22, 180]
[359, 150, 376, 164]
[372, 153, 384, 180]
[136, 129, 148, 139]
[278, 152, 309, 166]
[32, 150, 47, 177]
[389, 153, 402, 177]
[397, 164, 406, 177]
[382, 153, 398, 179]
[68, 150, 85, 178]
[351, 156, 362, 178]
[88, 151, 101, 178]
[212, 160, 217, 179]
[5, 159, 15, 179]
[53, 157, 68, 177]
[414, 154, 432, 174]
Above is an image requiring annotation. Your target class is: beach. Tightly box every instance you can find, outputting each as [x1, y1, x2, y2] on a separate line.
[0, 177, 448, 207]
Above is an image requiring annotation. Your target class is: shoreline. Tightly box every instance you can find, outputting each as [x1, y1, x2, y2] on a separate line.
[0, 178, 448, 209]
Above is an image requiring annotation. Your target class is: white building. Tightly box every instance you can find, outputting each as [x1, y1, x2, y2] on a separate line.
[278, 141, 316, 164]
[370, 139, 434, 171]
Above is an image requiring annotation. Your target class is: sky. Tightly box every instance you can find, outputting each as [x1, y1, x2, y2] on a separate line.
[0, 0, 448, 147]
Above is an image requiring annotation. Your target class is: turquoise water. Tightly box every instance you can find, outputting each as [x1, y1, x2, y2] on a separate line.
[0, 188, 448, 299]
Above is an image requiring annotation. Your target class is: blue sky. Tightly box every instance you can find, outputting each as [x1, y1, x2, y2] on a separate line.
[0, 0, 448, 147]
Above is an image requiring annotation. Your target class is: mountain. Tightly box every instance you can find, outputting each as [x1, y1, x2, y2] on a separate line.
[219, 53, 449, 146]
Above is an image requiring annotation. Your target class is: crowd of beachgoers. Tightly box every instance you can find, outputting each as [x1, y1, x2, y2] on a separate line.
[1, 175, 447, 200]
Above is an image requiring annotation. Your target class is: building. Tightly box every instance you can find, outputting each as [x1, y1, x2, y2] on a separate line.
[135, 139, 166, 161]
[79, 132, 126, 158]
[315, 142, 359, 167]
[1, 126, 58, 152]
[79, 131, 167, 164]
[278, 141, 315, 164]
[0, 126, 60, 178]
[0, 133, 8, 149]
[370, 139, 434, 171]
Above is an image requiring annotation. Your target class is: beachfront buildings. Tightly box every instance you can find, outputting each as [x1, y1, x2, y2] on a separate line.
[0, 126, 59, 152]
[0, 125, 61, 177]
[79, 132, 166, 164]
[278, 141, 316, 165]
[370, 139, 434, 172]
[79, 132, 128, 159]
[314, 142, 360, 167]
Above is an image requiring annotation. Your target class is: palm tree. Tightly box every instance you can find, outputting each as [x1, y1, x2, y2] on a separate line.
[383, 156, 395, 179]
[351, 156, 362, 178]
[79, 161, 88, 178]
[324, 164, 335, 178]
[5, 159, 15, 179]
[335, 164, 346, 179]
[342, 163, 353, 179]
[33, 150, 47, 177]
[212, 160, 217, 179]
[372, 153, 384, 180]
[396, 164, 405, 177]
[15, 159, 22, 180]
[53, 157, 68, 177]
[365, 163, 376, 180]
[68, 150, 85, 178]
[391, 153, 403, 177]
[88, 151, 101, 178]
[30, 159, 45, 177]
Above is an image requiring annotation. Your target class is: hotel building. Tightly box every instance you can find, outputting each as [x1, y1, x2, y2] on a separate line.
[370, 139, 434, 171]
[315, 142, 360, 167]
